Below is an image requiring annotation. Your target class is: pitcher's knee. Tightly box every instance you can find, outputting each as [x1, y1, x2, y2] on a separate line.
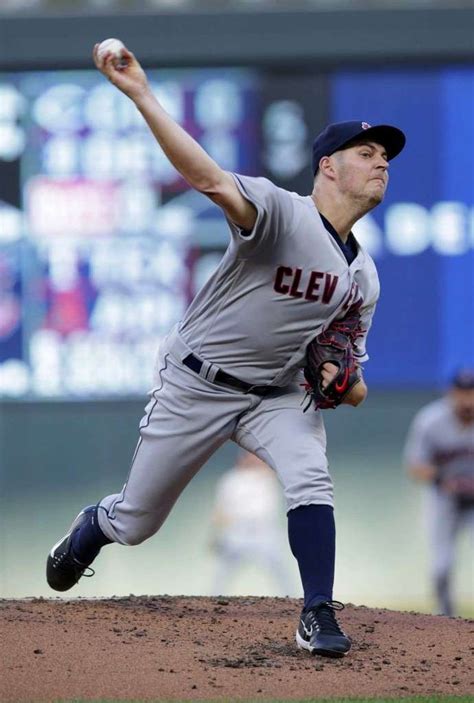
[120, 528, 150, 546]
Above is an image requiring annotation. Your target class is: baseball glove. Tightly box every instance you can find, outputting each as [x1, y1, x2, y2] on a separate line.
[303, 301, 363, 411]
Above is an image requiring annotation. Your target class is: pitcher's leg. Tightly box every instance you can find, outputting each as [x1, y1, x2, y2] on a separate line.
[99, 353, 248, 548]
[98, 394, 228, 546]
[47, 354, 246, 592]
[287, 504, 335, 607]
[234, 388, 333, 511]
[235, 400, 335, 605]
[235, 390, 350, 657]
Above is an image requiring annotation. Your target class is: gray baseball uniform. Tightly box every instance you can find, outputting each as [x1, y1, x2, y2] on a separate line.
[404, 397, 474, 614]
[46, 112, 406, 658]
[96, 174, 379, 547]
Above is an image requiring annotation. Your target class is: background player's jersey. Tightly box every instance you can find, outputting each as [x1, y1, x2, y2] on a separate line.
[213, 465, 282, 542]
[404, 398, 474, 482]
[179, 175, 380, 385]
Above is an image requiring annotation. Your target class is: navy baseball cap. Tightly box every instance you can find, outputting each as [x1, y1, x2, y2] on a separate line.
[312, 120, 406, 175]
[451, 369, 474, 390]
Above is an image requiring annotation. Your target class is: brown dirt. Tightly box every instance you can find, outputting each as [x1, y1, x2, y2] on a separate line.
[1, 596, 473, 702]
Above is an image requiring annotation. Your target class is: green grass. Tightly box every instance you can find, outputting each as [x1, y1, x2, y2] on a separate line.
[51, 699, 474, 703]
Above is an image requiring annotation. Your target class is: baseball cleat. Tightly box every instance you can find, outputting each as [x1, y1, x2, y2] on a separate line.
[296, 600, 351, 658]
[46, 506, 97, 592]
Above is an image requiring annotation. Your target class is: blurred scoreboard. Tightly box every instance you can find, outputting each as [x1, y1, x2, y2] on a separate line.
[0, 67, 325, 398]
[0, 68, 259, 397]
[0, 64, 472, 398]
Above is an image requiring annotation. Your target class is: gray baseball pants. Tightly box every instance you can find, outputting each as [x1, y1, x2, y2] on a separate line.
[97, 327, 333, 546]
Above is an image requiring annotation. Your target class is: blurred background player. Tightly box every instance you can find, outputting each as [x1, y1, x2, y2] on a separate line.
[403, 369, 474, 616]
[210, 450, 291, 597]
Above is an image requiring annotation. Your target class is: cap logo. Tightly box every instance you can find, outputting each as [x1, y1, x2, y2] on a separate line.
[361, 122, 371, 130]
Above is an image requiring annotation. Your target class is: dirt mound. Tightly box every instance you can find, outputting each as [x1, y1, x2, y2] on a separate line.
[1, 596, 473, 701]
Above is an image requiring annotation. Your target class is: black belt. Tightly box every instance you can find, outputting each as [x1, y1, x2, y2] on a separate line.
[182, 353, 273, 396]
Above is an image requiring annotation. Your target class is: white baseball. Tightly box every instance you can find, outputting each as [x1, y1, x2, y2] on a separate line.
[97, 38, 126, 65]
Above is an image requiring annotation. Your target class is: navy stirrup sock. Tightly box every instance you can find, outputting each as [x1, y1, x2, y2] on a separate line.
[287, 504, 336, 611]
[71, 509, 112, 565]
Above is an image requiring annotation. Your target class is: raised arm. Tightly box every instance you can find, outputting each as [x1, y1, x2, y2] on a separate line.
[93, 41, 257, 230]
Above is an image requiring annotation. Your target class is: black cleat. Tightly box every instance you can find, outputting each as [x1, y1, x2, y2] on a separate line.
[46, 506, 97, 592]
[296, 600, 352, 658]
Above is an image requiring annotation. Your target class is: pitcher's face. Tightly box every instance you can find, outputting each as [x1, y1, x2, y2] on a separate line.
[333, 140, 389, 208]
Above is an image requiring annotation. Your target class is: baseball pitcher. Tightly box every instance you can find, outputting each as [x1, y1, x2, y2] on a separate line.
[46, 40, 406, 658]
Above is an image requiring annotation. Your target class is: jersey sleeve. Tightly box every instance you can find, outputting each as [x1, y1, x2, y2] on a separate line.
[226, 173, 293, 253]
[352, 301, 376, 363]
[352, 258, 380, 363]
[403, 409, 436, 467]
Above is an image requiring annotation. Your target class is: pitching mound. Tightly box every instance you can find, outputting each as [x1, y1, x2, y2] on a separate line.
[1, 596, 472, 701]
